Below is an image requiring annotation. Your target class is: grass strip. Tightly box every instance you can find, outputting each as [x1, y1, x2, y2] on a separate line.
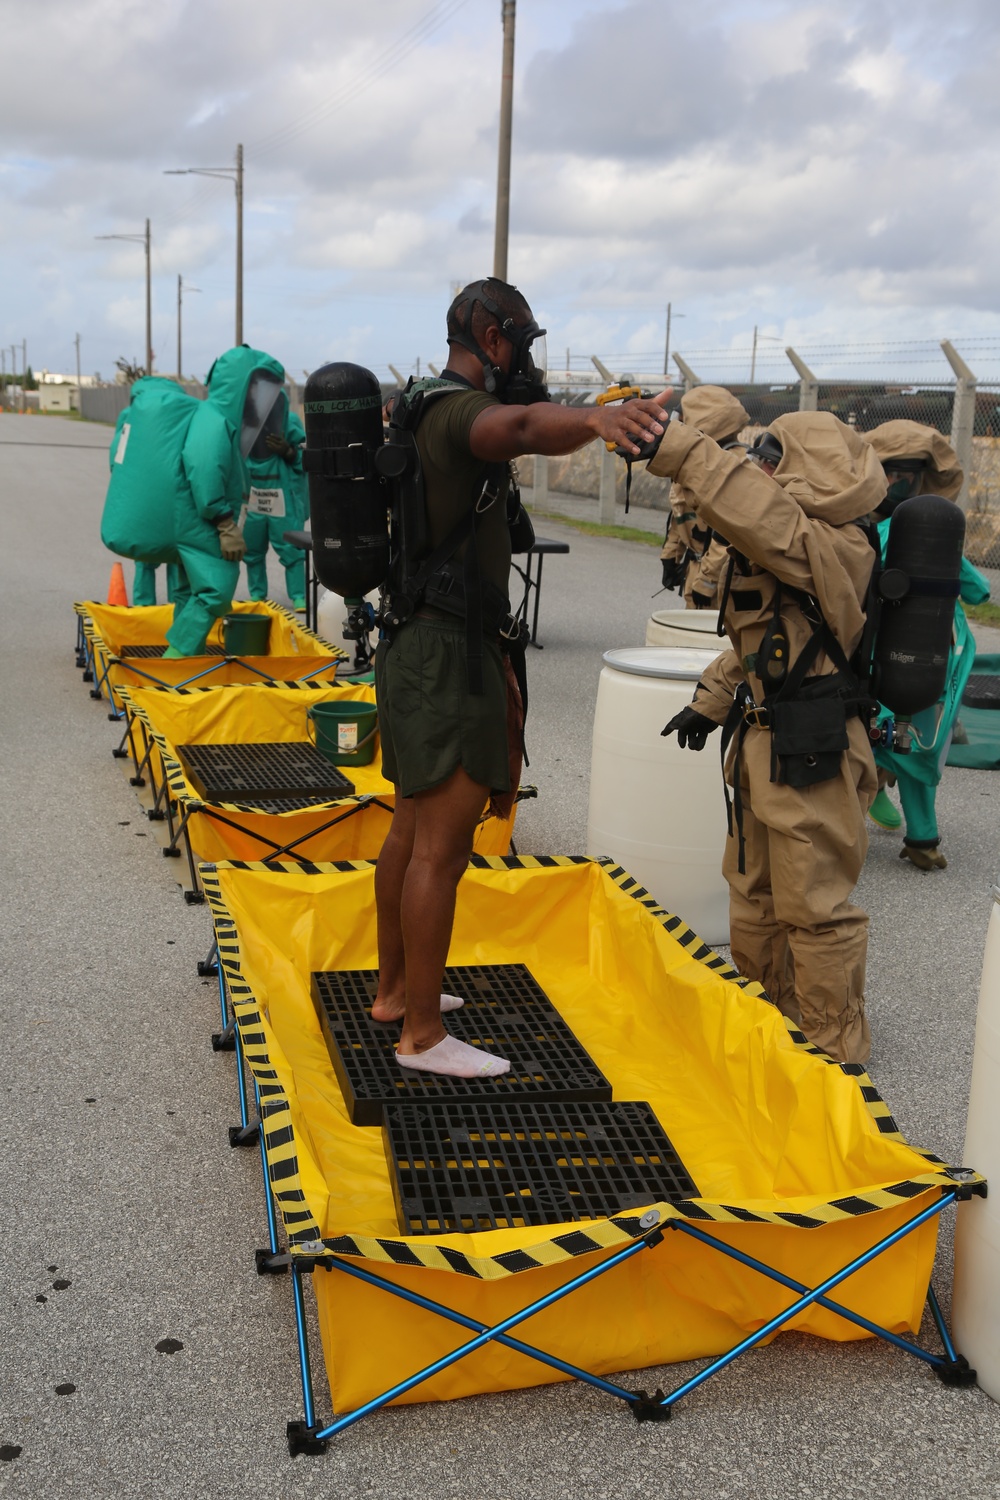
[527, 508, 663, 548]
[965, 600, 1000, 628]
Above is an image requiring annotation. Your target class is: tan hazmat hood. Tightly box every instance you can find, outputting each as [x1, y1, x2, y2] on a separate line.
[680, 384, 749, 443]
[865, 419, 963, 502]
[765, 411, 887, 524]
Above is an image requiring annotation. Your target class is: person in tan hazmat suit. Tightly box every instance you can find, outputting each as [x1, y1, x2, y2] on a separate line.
[659, 385, 749, 607]
[653, 410, 885, 1064]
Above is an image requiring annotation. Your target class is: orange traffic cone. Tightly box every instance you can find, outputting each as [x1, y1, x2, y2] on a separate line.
[107, 562, 129, 607]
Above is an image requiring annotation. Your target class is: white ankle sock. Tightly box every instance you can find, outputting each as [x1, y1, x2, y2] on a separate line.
[396, 1034, 510, 1078]
[439, 993, 465, 1013]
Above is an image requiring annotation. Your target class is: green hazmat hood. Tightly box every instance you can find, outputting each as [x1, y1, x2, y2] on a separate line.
[206, 345, 288, 461]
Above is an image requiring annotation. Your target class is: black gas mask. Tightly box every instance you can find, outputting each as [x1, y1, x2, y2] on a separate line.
[878, 460, 925, 516]
[747, 431, 784, 469]
[448, 280, 549, 405]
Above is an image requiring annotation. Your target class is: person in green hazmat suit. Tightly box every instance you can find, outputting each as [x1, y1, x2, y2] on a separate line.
[204, 346, 308, 610]
[102, 376, 247, 657]
[865, 420, 990, 870]
[133, 560, 182, 607]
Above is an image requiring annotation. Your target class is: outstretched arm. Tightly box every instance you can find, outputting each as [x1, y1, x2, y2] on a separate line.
[469, 390, 672, 462]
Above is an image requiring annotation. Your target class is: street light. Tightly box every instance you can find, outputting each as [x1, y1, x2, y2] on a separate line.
[96, 219, 152, 373]
[165, 145, 244, 345]
[176, 276, 201, 382]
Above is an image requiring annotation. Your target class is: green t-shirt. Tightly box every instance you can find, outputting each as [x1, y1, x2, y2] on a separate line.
[415, 388, 511, 604]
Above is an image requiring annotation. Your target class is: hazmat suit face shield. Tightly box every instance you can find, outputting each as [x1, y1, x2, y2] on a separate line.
[241, 372, 287, 461]
[878, 461, 925, 516]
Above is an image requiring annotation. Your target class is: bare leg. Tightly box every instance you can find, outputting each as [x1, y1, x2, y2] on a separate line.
[398, 765, 489, 1055]
[371, 795, 415, 1022]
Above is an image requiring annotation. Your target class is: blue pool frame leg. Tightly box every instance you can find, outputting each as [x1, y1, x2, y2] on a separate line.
[282, 1189, 975, 1455]
[253, 1079, 288, 1277]
[655, 1192, 958, 1415]
[671, 1217, 973, 1379]
[227, 1009, 259, 1150]
[285, 1231, 664, 1453]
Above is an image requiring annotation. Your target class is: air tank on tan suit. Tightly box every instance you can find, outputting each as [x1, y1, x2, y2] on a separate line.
[650, 411, 885, 1065]
[658, 386, 749, 608]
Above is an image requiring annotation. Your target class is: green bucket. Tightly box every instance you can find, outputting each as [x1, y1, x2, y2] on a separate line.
[223, 612, 271, 655]
[307, 700, 379, 767]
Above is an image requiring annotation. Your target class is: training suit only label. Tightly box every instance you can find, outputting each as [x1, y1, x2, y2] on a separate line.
[247, 487, 285, 517]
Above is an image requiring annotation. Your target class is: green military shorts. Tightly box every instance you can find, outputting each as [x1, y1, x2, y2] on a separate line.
[374, 615, 510, 797]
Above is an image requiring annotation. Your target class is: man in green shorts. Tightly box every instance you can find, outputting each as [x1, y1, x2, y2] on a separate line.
[371, 278, 670, 1077]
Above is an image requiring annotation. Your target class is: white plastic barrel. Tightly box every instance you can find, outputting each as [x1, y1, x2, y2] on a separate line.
[953, 889, 1000, 1399]
[646, 608, 722, 650]
[586, 645, 729, 944]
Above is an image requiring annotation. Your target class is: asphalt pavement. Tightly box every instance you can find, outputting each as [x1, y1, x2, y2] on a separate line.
[3, 411, 1000, 1498]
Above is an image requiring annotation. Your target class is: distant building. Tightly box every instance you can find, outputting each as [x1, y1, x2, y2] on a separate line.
[35, 369, 98, 414]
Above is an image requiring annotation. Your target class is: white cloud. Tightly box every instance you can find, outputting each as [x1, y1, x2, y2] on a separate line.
[2, 0, 1000, 383]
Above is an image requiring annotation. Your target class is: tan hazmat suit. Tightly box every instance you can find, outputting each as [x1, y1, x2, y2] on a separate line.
[659, 386, 750, 607]
[864, 419, 964, 502]
[648, 411, 885, 1064]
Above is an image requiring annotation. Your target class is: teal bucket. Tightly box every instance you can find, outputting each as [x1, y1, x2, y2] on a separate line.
[223, 612, 271, 655]
[307, 700, 379, 767]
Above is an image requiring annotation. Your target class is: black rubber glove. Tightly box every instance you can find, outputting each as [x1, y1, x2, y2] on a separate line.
[661, 705, 718, 751]
[690, 590, 714, 609]
[266, 432, 297, 463]
[661, 557, 684, 591]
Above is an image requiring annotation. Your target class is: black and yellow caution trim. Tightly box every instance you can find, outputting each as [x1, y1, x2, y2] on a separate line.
[200, 855, 980, 1279]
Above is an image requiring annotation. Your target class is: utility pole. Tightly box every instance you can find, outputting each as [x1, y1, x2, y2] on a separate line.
[493, 0, 516, 281]
[235, 143, 244, 345]
[176, 276, 201, 381]
[750, 325, 780, 383]
[10, 345, 16, 411]
[664, 304, 685, 377]
[21, 339, 27, 411]
[144, 220, 152, 373]
[75, 333, 82, 411]
[165, 144, 244, 347]
[96, 222, 154, 374]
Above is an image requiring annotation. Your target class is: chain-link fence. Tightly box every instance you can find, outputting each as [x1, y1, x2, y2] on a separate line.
[527, 345, 1000, 569]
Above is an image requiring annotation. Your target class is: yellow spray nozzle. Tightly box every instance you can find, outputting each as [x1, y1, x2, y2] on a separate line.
[596, 384, 645, 407]
[597, 384, 652, 448]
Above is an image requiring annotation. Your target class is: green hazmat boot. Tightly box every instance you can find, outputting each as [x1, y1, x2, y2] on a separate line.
[292, 597, 307, 614]
[868, 787, 902, 831]
[162, 645, 186, 659]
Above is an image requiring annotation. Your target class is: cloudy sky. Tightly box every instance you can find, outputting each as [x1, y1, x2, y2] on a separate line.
[4, 0, 1000, 388]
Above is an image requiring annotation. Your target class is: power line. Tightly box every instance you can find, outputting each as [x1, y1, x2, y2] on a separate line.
[246, 0, 470, 161]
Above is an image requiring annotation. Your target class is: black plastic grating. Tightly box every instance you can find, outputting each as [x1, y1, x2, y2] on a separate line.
[962, 675, 1000, 711]
[311, 965, 612, 1126]
[120, 643, 223, 657]
[177, 741, 355, 801]
[383, 1099, 699, 1234]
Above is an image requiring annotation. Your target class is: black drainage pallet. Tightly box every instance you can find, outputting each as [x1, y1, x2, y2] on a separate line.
[226, 794, 344, 812]
[383, 1099, 699, 1234]
[177, 742, 356, 802]
[962, 675, 1000, 710]
[120, 643, 224, 657]
[311, 964, 612, 1126]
